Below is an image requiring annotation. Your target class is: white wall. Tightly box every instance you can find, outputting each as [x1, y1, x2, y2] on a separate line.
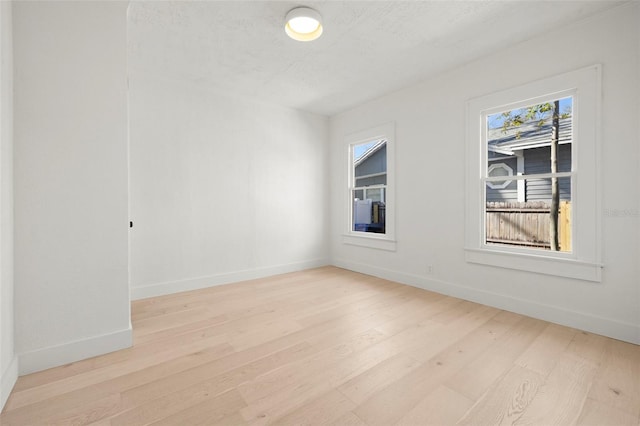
[3, 2, 636, 393]
[13, 1, 131, 374]
[0, 0, 17, 410]
[330, 3, 640, 344]
[128, 74, 329, 299]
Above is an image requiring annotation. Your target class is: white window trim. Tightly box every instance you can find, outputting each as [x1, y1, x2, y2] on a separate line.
[465, 65, 602, 281]
[343, 122, 396, 251]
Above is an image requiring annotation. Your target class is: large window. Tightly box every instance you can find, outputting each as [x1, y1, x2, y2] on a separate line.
[343, 123, 395, 251]
[485, 96, 573, 252]
[465, 66, 602, 281]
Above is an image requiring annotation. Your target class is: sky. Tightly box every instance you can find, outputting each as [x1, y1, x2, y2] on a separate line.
[353, 141, 379, 162]
[487, 96, 572, 129]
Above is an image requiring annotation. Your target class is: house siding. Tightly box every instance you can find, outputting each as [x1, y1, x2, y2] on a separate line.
[525, 144, 571, 202]
[355, 145, 386, 178]
[486, 144, 571, 203]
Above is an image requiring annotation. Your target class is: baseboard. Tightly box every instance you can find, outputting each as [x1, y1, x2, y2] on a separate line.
[18, 326, 132, 376]
[1, 356, 18, 411]
[333, 258, 640, 345]
[131, 258, 330, 300]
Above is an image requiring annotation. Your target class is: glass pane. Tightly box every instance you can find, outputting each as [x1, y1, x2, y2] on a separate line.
[487, 97, 573, 175]
[352, 139, 387, 235]
[490, 167, 509, 177]
[485, 177, 571, 252]
[364, 188, 382, 203]
[352, 193, 385, 234]
[354, 140, 387, 180]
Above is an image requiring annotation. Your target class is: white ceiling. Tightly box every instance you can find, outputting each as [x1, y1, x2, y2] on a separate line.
[128, 1, 624, 116]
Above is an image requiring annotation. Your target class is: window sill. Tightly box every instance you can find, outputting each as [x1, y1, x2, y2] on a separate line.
[342, 234, 397, 252]
[465, 247, 602, 282]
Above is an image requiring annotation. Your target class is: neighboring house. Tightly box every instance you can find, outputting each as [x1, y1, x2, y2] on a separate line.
[487, 117, 572, 203]
[354, 140, 387, 194]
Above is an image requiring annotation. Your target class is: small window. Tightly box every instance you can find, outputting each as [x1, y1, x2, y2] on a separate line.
[351, 139, 387, 234]
[486, 163, 514, 190]
[343, 123, 395, 251]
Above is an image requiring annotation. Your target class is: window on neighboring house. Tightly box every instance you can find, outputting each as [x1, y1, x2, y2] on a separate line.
[465, 65, 602, 281]
[486, 163, 514, 190]
[343, 122, 396, 251]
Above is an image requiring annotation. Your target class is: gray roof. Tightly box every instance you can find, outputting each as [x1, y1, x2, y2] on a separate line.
[488, 116, 572, 156]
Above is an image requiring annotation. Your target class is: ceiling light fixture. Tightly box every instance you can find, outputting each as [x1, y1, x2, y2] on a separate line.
[285, 7, 323, 42]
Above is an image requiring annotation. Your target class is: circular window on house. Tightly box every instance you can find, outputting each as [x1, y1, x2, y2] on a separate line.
[487, 163, 513, 189]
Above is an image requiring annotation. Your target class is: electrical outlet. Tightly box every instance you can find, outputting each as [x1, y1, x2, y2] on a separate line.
[427, 264, 434, 274]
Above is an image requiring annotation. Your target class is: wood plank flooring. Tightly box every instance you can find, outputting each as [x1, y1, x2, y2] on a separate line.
[2, 266, 639, 425]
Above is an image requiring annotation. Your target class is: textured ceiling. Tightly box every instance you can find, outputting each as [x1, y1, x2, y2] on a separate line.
[128, 1, 624, 116]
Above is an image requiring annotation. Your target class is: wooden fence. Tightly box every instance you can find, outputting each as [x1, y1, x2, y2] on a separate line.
[486, 201, 571, 252]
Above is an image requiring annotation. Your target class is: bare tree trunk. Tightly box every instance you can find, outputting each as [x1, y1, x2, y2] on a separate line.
[550, 100, 560, 251]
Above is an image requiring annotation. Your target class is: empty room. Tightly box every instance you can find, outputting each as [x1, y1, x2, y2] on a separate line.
[0, 0, 639, 424]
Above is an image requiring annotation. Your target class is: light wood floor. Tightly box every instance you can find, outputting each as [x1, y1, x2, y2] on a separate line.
[2, 267, 639, 425]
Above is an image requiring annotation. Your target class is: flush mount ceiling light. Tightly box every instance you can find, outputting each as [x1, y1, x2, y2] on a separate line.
[285, 7, 323, 41]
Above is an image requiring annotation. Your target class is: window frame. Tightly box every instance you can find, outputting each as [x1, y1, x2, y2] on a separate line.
[343, 122, 396, 251]
[465, 65, 602, 281]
